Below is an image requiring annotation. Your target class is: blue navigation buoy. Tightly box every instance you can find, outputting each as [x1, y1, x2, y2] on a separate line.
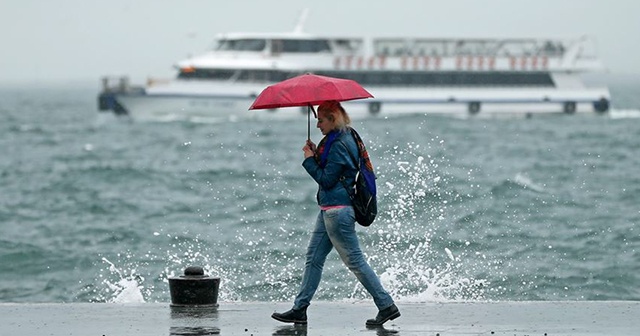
[168, 266, 220, 307]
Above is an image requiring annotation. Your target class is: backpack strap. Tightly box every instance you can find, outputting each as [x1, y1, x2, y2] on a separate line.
[337, 132, 361, 199]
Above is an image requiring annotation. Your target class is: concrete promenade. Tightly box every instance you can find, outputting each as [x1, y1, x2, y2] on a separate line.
[1, 301, 639, 335]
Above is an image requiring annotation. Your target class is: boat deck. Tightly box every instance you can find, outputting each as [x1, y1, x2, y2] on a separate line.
[2, 301, 639, 335]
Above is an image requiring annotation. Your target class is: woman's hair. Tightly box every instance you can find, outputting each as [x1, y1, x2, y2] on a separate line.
[317, 100, 351, 130]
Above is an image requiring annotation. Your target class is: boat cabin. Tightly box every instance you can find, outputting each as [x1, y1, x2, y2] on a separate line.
[174, 34, 601, 89]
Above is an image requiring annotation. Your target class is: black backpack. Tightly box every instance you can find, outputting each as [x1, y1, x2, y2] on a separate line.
[341, 129, 377, 227]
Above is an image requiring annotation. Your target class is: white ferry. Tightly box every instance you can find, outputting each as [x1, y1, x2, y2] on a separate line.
[98, 15, 611, 120]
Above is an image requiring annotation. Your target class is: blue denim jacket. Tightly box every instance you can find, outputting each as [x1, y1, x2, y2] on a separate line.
[302, 129, 358, 207]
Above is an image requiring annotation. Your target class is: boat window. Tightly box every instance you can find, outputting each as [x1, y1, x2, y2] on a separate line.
[333, 39, 362, 52]
[180, 67, 554, 87]
[237, 70, 290, 82]
[177, 68, 236, 80]
[237, 70, 265, 82]
[315, 70, 554, 87]
[179, 69, 296, 82]
[272, 39, 331, 53]
[217, 39, 266, 51]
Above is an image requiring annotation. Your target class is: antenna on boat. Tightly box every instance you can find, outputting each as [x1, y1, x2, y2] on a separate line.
[293, 9, 309, 34]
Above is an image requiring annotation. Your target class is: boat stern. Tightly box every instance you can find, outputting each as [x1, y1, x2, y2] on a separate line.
[97, 76, 145, 115]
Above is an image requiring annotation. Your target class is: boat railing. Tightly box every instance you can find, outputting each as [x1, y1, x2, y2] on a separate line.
[98, 76, 142, 114]
[100, 76, 144, 93]
[368, 38, 595, 60]
[101, 76, 124, 92]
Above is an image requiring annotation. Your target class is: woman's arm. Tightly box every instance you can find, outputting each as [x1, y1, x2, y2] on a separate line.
[302, 140, 351, 189]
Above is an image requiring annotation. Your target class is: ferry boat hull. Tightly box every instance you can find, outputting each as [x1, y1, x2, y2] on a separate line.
[107, 82, 610, 121]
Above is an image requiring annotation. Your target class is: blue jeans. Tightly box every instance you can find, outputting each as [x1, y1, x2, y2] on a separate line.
[293, 206, 394, 310]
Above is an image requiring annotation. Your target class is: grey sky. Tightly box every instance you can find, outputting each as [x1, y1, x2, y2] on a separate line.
[1, 0, 638, 85]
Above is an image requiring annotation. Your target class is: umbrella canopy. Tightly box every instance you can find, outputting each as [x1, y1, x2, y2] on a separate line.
[249, 73, 374, 140]
[249, 73, 373, 110]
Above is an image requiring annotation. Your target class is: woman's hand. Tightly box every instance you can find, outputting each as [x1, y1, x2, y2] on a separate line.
[303, 140, 316, 159]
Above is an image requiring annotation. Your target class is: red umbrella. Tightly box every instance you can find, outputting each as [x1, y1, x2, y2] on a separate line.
[249, 73, 373, 139]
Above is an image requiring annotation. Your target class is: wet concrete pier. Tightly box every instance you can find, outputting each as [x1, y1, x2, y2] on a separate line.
[2, 300, 639, 335]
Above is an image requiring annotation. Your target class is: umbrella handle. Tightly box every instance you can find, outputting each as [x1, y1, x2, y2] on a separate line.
[307, 104, 317, 141]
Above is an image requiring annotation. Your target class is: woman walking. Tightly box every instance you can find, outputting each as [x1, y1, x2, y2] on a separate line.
[271, 100, 400, 326]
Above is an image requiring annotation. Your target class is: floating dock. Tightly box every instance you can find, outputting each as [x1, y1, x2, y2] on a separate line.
[2, 301, 639, 335]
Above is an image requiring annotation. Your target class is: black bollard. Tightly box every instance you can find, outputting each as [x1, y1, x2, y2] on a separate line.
[168, 266, 220, 307]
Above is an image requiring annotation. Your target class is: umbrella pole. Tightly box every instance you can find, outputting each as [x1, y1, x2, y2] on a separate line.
[307, 104, 311, 142]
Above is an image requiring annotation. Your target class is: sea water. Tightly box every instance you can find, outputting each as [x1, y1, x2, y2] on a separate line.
[0, 79, 639, 304]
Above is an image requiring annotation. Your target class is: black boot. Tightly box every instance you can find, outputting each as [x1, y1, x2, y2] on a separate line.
[366, 303, 400, 326]
[271, 306, 308, 324]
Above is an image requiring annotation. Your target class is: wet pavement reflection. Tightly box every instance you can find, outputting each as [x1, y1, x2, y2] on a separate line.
[170, 306, 220, 335]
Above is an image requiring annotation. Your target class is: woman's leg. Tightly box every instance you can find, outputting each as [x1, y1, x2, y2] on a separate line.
[293, 211, 334, 309]
[323, 207, 394, 310]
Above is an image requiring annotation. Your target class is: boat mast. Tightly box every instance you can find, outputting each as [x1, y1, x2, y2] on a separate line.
[293, 9, 309, 34]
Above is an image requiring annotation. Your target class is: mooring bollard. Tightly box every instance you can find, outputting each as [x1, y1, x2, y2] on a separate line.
[168, 266, 220, 307]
